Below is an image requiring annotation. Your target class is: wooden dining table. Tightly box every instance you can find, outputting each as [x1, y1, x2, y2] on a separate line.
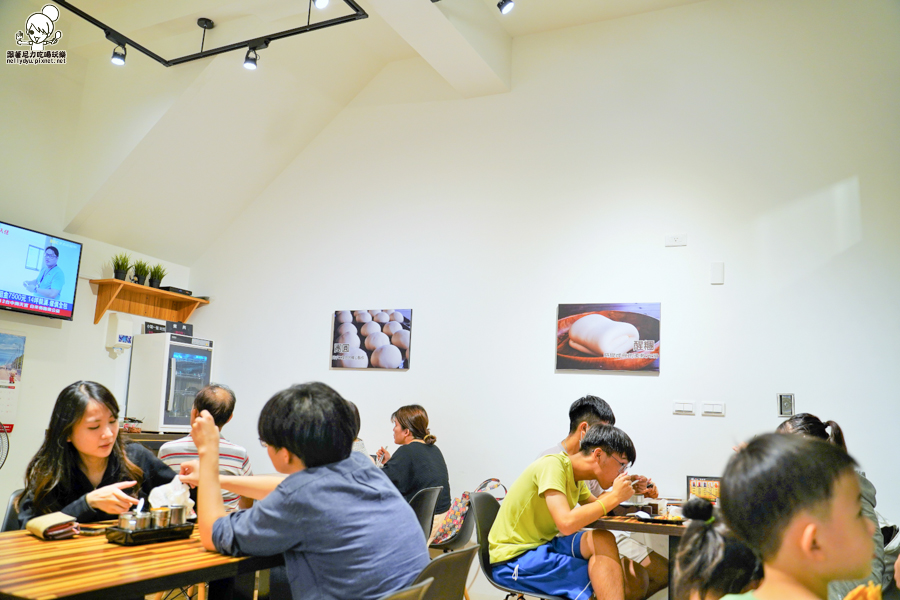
[587, 515, 687, 600]
[0, 525, 284, 600]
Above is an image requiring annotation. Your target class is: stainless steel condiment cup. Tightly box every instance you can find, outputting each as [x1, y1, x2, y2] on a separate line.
[135, 512, 151, 530]
[118, 512, 137, 531]
[168, 505, 186, 526]
[150, 507, 170, 528]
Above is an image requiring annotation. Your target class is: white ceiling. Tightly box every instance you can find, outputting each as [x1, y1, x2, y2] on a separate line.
[479, 0, 709, 38]
[15, 0, 707, 264]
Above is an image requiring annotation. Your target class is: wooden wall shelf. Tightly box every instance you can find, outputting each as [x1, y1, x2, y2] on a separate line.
[89, 279, 209, 325]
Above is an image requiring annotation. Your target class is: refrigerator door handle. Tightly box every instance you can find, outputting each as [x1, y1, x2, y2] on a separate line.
[167, 358, 177, 412]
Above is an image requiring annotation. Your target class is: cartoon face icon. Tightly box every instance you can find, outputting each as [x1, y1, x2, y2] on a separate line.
[17, 5, 62, 51]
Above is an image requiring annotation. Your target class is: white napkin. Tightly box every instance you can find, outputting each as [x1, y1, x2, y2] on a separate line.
[149, 476, 195, 512]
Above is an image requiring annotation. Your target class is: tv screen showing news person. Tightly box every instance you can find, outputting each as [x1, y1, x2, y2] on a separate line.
[0, 221, 83, 321]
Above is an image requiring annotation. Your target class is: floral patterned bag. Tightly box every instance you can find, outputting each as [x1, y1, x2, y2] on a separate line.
[432, 478, 507, 544]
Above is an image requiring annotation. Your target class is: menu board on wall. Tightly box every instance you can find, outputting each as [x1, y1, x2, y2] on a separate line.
[0, 331, 25, 432]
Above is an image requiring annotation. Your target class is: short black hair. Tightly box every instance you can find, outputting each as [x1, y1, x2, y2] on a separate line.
[580, 424, 635, 465]
[721, 433, 857, 560]
[568, 395, 616, 433]
[45, 246, 59, 257]
[257, 382, 354, 468]
[193, 384, 236, 428]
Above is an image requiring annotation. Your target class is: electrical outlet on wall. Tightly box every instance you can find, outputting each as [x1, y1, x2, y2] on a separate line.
[665, 234, 687, 247]
[778, 394, 794, 417]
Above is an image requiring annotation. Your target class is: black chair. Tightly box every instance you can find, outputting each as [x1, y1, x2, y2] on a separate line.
[1, 489, 23, 532]
[409, 487, 442, 541]
[430, 495, 476, 553]
[470, 492, 567, 600]
[379, 578, 434, 600]
[412, 546, 477, 600]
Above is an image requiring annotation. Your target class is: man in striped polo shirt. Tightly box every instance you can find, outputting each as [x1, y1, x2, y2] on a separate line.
[159, 384, 253, 511]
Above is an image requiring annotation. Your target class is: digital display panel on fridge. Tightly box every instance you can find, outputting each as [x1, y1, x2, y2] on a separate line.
[0, 221, 83, 321]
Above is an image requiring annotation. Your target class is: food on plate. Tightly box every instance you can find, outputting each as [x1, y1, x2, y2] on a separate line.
[372, 344, 403, 368]
[390, 312, 404, 322]
[337, 310, 353, 323]
[360, 321, 381, 337]
[569, 314, 639, 356]
[365, 331, 390, 351]
[391, 329, 410, 350]
[355, 312, 372, 324]
[374, 312, 390, 324]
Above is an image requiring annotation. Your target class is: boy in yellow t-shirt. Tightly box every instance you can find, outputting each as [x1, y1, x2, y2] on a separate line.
[715, 434, 876, 600]
[488, 425, 641, 600]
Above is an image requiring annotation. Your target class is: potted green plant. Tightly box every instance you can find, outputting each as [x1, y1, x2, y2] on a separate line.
[111, 252, 131, 281]
[148, 264, 168, 288]
[132, 260, 150, 285]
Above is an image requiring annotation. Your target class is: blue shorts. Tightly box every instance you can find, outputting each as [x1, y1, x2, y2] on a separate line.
[491, 532, 592, 600]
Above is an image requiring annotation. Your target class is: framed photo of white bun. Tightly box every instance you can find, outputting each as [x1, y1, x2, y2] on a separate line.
[331, 310, 412, 370]
[556, 303, 660, 372]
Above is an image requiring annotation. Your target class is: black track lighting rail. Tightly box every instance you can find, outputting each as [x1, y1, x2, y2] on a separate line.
[54, 0, 368, 68]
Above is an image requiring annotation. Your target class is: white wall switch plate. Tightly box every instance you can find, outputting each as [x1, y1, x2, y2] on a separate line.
[702, 403, 726, 416]
[665, 234, 687, 247]
[673, 402, 695, 415]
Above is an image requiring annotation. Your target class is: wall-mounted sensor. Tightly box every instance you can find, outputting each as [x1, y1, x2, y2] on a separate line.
[778, 393, 794, 417]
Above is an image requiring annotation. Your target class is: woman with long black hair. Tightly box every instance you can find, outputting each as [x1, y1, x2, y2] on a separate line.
[16, 381, 177, 528]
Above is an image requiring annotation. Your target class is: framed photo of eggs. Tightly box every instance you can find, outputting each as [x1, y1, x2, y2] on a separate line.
[556, 303, 660, 372]
[331, 310, 412, 370]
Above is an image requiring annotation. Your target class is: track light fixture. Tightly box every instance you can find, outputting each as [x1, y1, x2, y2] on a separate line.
[111, 44, 126, 65]
[243, 48, 259, 70]
[314, 0, 330, 8]
[497, 0, 514, 14]
[55, 0, 367, 68]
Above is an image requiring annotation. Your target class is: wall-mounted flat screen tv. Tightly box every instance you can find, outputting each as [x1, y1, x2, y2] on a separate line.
[0, 221, 83, 321]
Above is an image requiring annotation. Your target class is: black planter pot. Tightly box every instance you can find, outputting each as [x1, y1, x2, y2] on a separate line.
[114, 269, 127, 280]
[149, 278, 160, 288]
[135, 275, 147, 285]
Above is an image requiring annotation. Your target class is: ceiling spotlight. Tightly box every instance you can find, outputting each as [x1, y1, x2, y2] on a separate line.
[314, 0, 329, 8]
[497, 0, 514, 14]
[111, 44, 126, 65]
[243, 48, 259, 70]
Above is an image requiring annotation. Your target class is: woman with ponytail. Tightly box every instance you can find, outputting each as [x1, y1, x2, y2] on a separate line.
[16, 381, 178, 528]
[673, 497, 762, 600]
[376, 405, 451, 543]
[776, 413, 898, 600]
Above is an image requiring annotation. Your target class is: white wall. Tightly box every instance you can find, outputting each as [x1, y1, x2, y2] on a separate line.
[188, 0, 900, 526]
[0, 236, 189, 505]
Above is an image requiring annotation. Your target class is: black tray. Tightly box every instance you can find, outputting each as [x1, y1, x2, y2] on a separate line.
[106, 523, 194, 546]
[635, 515, 686, 525]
